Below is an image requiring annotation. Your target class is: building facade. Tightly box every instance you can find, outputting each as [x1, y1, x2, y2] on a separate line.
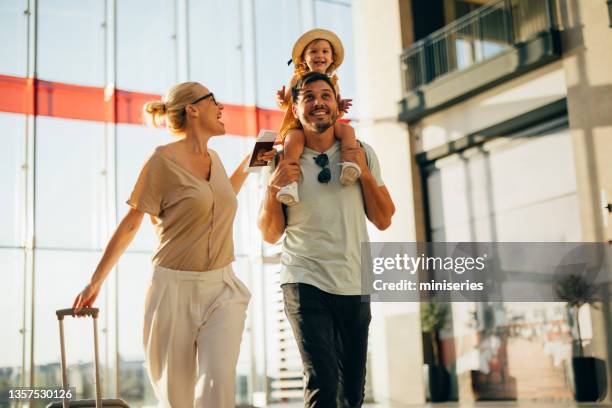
[351, 0, 612, 404]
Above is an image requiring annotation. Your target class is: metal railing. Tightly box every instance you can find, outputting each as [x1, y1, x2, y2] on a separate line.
[401, 0, 556, 92]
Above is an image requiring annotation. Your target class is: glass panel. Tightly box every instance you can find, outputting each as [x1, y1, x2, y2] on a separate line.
[115, 124, 173, 252]
[208, 135, 252, 258]
[188, 0, 243, 105]
[254, 0, 301, 109]
[262, 262, 302, 404]
[426, 131, 581, 400]
[0, 249, 25, 403]
[37, 0, 105, 85]
[34, 249, 109, 400]
[0, 113, 26, 247]
[35, 117, 106, 249]
[116, 0, 176, 93]
[0, 0, 28, 76]
[426, 131, 580, 242]
[209, 135, 249, 177]
[314, 0, 357, 117]
[116, 252, 156, 406]
[239, 256, 269, 404]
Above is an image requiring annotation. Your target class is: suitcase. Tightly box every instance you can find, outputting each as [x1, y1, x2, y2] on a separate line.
[47, 307, 129, 408]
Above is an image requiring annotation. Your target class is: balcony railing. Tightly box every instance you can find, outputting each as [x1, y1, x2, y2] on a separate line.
[400, 0, 557, 93]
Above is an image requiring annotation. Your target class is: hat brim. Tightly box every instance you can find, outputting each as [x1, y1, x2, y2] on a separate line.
[292, 29, 344, 70]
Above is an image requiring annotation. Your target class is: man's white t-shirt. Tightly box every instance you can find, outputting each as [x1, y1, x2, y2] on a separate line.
[265, 140, 384, 295]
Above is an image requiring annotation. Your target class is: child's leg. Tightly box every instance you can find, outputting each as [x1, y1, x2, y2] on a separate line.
[334, 123, 362, 185]
[283, 129, 306, 164]
[334, 122, 357, 162]
[276, 128, 305, 206]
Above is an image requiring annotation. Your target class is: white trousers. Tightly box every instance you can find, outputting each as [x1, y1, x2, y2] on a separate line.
[143, 264, 251, 408]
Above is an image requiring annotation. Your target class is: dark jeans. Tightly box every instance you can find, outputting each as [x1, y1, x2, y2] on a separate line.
[282, 283, 371, 408]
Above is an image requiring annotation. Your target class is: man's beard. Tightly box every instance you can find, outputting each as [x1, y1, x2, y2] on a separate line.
[313, 120, 333, 133]
[301, 108, 337, 134]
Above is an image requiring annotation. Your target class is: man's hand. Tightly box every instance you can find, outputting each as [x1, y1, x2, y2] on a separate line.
[341, 145, 369, 177]
[268, 153, 300, 192]
[258, 153, 294, 243]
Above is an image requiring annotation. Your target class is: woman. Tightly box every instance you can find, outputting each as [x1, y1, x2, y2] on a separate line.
[72, 81, 274, 407]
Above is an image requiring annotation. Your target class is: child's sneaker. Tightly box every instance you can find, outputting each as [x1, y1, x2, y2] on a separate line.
[276, 181, 299, 206]
[339, 162, 361, 186]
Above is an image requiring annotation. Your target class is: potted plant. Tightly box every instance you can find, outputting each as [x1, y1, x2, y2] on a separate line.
[556, 273, 605, 402]
[421, 302, 451, 402]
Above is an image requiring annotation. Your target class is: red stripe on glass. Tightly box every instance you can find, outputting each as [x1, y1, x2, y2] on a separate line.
[0, 74, 284, 136]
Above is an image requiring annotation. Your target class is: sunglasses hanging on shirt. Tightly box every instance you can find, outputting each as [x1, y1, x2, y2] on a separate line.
[314, 153, 331, 183]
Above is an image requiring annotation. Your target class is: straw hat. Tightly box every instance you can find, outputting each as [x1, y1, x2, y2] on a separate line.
[291, 28, 344, 69]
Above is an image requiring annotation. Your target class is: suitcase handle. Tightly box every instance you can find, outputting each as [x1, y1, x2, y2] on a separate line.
[56, 307, 102, 408]
[56, 307, 99, 320]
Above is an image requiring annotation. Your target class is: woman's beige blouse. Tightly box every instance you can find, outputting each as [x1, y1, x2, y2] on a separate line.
[127, 148, 237, 271]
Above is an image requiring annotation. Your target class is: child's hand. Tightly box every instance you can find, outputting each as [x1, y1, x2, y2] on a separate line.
[276, 86, 287, 108]
[338, 97, 353, 114]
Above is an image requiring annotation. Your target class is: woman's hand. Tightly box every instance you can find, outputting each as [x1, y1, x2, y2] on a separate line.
[257, 148, 277, 164]
[72, 282, 102, 315]
[231, 149, 277, 195]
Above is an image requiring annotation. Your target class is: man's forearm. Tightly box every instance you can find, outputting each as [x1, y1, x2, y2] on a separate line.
[359, 172, 395, 230]
[258, 186, 286, 243]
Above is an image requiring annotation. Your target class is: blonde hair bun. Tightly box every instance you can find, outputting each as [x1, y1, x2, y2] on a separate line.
[143, 100, 167, 128]
[141, 82, 204, 133]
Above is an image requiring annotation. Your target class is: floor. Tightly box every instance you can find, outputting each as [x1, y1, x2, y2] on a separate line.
[269, 402, 611, 408]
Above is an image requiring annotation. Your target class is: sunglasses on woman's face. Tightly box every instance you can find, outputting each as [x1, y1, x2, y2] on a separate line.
[314, 153, 331, 183]
[191, 92, 217, 106]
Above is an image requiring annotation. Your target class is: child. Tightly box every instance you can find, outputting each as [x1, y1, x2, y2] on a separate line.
[275, 28, 360, 206]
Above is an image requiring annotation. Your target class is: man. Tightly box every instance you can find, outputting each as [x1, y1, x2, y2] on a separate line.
[258, 71, 395, 407]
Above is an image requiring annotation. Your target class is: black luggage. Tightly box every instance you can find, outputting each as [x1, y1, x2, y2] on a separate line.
[47, 307, 129, 408]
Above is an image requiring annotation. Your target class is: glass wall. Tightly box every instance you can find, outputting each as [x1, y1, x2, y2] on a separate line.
[188, 0, 244, 105]
[424, 128, 582, 401]
[0, 250, 25, 399]
[33, 250, 107, 397]
[0, 1, 357, 406]
[0, 113, 26, 247]
[0, 0, 28, 76]
[254, 0, 302, 109]
[35, 117, 107, 249]
[0, 2, 28, 403]
[37, 0, 105, 86]
[116, 0, 176, 94]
